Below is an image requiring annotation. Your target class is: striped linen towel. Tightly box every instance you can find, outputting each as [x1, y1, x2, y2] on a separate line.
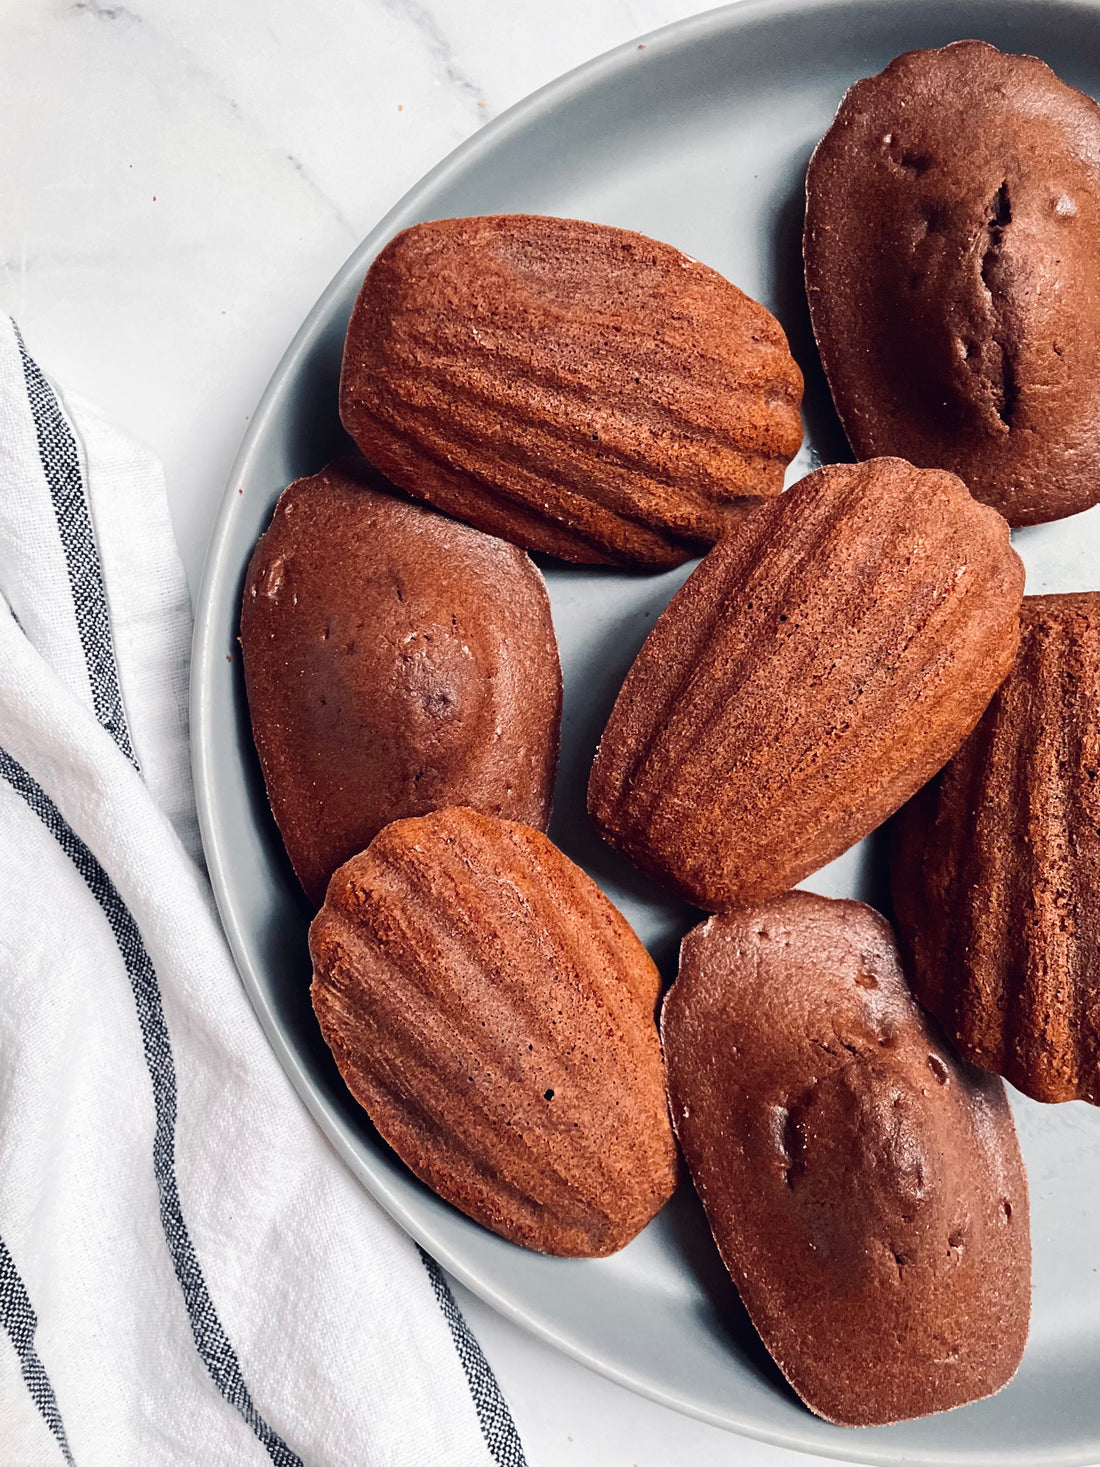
[0, 317, 526, 1467]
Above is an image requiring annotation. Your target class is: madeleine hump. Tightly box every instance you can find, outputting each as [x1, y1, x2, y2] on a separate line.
[339, 214, 803, 569]
[308, 807, 677, 1256]
[662, 892, 1031, 1427]
[805, 41, 1100, 527]
[588, 458, 1023, 911]
[240, 460, 561, 906]
[893, 593, 1100, 1105]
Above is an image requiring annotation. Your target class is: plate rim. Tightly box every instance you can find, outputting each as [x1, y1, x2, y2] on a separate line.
[190, 3, 1100, 1462]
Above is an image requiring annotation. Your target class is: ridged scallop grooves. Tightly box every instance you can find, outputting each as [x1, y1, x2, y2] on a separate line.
[308, 807, 676, 1256]
[662, 892, 1030, 1427]
[588, 458, 1024, 911]
[340, 214, 804, 569]
[892, 593, 1100, 1105]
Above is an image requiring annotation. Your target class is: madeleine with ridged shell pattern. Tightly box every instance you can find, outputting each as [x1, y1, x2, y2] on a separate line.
[893, 594, 1100, 1105]
[240, 460, 561, 907]
[588, 458, 1024, 911]
[340, 214, 804, 569]
[662, 892, 1031, 1427]
[805, 41, 1100, 526]
[309, 807, 678, 1256]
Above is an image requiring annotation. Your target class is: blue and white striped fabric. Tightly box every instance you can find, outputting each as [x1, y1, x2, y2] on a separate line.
[0, 318, 526, 1467]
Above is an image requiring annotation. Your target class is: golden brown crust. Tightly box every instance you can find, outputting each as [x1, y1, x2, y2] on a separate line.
[240, 459, 561, 905]
[892, 593, 1100, 1105]
[309, 808, 677, 1256]
[806, 40, 1100, 526]
[662, 892, 1031, 1426]
[588, 457, 1024, 911]
[340, 214, 803, 568]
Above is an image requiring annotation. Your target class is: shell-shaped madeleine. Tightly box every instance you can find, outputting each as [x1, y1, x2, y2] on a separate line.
[240, 460, 561, 906]
[588, 458, 1023, 911]
[662, 892, 1030, 1427]
[340, 214, 803, 569]
[805, 41, 1100, 526]
[309, 808, 677, 1256]
[893, 593, 1100, 1104]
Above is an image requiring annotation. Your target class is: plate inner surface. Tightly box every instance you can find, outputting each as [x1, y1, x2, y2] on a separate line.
[192, 2, 1100, 1462]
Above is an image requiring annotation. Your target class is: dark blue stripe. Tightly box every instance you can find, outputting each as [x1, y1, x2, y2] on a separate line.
[12, 320, 137, 768]
[0, 1231, 76, 1464]
[418, 1247, 528, 1467]
[0, 747, 302, 1467]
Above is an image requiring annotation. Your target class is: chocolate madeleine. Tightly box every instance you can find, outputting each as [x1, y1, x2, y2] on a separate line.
[662, 892, 1030, 1426]
[309, 808, 677, 1256]
[340, 214, 803, 569]
[588, 458, 1023, 911]
[241, 460, 561, 906]
[893, 593, 1100, 1104]
[806, 41, 1100, 526]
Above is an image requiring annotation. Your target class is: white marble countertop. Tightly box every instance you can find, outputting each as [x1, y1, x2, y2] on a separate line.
[0, 2, 864, 1462]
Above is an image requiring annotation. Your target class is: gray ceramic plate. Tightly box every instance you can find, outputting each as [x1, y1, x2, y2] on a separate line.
[192, 1, 1100, 1461]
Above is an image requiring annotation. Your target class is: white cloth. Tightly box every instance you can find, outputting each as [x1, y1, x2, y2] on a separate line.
[0, 317, 525, 1467]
